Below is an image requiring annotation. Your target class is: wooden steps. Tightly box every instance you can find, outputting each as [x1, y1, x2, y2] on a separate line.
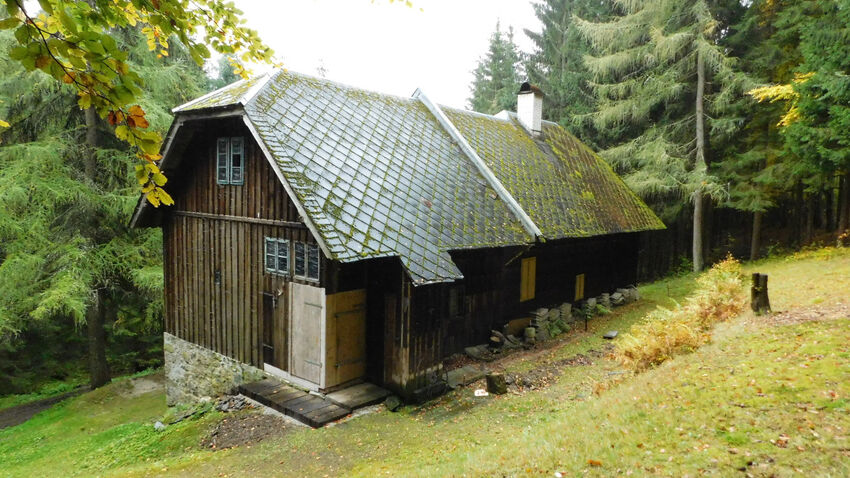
[238, 378, 351, 428]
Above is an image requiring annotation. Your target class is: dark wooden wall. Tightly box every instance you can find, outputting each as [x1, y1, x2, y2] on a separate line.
[443, 233, 639, 357]
[162, 119, 325, 368]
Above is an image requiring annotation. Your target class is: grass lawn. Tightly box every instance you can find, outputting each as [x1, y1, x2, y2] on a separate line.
[1, 248, 848, 477]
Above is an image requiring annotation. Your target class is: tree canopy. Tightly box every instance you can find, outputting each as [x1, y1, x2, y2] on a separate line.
[0, 0, 274, 207]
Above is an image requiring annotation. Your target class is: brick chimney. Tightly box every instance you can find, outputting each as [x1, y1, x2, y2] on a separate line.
[517, 82, 543, 137]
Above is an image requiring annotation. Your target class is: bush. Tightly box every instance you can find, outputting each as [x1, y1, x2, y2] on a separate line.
[616, 256, 746, 371]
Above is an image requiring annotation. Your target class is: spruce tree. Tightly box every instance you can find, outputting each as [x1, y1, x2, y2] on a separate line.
[0, 27, 208, 389]
[576, 0, 745, 271]
[524, 0, 613, 147]
[786, 0, 850, 235]
[469, 22, 523, 115]
[719, 0, 804, 259]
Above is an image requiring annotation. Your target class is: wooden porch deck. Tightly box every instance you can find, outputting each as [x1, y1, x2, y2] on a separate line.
[238, 378, 389, 428]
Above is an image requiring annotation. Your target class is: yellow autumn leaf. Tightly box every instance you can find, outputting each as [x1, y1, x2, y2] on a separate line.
[157, 188, 174, 206]
[0, 119, 9, 128]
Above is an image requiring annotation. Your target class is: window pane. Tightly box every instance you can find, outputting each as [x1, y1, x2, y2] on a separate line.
[307, 244, 319, 280]
[230, 137, 244, 184]
[294, 242, 306, 276]
[217, 138, 229, 183]
[264, 239, 276, 271]
[276, 240, 289, 273]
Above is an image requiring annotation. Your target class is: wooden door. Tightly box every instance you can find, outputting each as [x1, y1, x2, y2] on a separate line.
[325, 289, 367, 388]
[289, 282, 325, 386]
[262, 290, 288, 370]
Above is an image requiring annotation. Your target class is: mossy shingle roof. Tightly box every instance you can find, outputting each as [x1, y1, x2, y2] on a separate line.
[159, 70, 663, 284]
[443, 108, 664, 238]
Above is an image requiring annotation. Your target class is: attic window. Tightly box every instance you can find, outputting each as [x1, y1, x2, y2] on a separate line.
[217, 137, 244, 185]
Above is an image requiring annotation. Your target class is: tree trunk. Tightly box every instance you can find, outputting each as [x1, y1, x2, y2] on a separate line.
[692, 49, 706, 272]
[805, 194, 815, 243]
[823, 187, 833, 231]
[84, 105, 110, 388]
[839, 172, 850, 234]
[750, 210, 762, 261]
[792, 181, 803, 244]
[84, 107, 98, 180]
[87, 288, 110, 389]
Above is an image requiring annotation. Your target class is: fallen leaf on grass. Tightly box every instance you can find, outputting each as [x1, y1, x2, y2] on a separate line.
[587, 459, 603, 467]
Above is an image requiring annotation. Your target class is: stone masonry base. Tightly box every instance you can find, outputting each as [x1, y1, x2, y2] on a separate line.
[163, 332, 265, 406]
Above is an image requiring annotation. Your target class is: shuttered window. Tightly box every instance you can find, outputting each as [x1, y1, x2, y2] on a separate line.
[216, 136, 245, 185]
[294, 241, 320, 281]
[520, 257, 536, 302]
[264, 238, 289, 275]
[574, 273, 586, 301]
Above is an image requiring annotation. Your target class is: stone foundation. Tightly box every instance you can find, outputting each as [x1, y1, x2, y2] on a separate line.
[163, 332, 265, 406]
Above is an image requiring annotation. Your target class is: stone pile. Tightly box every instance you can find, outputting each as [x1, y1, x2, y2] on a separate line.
[216, 394, 249, 412]
[464, 286, 642, 361]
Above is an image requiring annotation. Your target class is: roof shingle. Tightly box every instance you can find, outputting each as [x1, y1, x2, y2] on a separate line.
[141, 70, 663, 284]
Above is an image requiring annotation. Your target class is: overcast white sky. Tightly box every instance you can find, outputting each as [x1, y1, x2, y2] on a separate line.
[235, 0, 541, 109]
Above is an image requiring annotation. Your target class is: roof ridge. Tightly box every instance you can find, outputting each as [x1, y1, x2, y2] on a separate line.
[412, 88, 543, 240]
[261, 68, 419, 104]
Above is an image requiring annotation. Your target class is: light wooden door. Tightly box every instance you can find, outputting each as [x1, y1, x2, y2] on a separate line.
[325, 289, 367, 388]
[289, 282, 325, 386]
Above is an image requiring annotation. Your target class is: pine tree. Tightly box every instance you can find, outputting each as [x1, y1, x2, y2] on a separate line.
[786, 0, 850, 235]
[576, 0, 746, 271]
[469, 22, 523, 115]
[524, 0, 613, 147]
[747, 0, 850, 240]
[719, 0, 805, 259]
[0, 27, 208, 389]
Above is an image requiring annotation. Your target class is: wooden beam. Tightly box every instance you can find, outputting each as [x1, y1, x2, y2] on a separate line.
[173, 210, 306, 229]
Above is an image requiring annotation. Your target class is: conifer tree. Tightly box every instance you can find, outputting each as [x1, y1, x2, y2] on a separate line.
[469, 22, 523, 115]
[524, 0, 612, 147]
[0, 27, 208, 388]
[786, 0, 850, 235]
[576, 0, 745, 271]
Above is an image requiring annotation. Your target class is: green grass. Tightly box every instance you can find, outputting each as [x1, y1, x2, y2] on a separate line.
[1, 248, 848, 477]
[0, 374, 218, 478]
[0, 377, 86, 412]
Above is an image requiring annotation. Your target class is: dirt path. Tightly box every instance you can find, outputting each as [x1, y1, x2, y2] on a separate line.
[0, 388, 87, 430]
[764, 300, 849, 326]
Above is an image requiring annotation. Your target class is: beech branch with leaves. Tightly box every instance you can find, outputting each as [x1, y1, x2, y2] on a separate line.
[0, 0, 274, 206]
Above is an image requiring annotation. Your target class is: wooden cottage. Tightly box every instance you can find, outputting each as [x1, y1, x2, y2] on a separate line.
[131, 71, 664, 403]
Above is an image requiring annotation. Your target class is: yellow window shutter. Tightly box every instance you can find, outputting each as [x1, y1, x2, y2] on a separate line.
[520, 257, 536, 302]
[575, 273, 585, 301]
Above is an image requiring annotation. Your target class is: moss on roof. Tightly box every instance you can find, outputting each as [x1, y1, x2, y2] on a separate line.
[173, 75, 267, 112]
[243, 70, 531, 283]
[162, 69, 663, 283]
[443, 108, 665, 239]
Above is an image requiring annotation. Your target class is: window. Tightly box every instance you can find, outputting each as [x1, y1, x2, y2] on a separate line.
[217, 136, 244, 185]
[294, 241, 320, 281]
[264, 238, 289, 275]
[574, 273, 586, 301]
[520, 257, 536, 302]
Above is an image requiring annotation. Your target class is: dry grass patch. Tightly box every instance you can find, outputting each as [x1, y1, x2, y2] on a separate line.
[616, 256, 746, 370]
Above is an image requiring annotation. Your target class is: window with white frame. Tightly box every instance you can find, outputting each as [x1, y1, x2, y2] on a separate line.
[264, 238, 289, 275]
[294, 241, 320, 281]
[217, 136, 244, 185]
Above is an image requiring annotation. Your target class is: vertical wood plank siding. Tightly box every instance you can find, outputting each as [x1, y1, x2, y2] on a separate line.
[162, 120, 324, 368]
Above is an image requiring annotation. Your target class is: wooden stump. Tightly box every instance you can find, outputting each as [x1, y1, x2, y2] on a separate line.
[486, 373, 508, 395]
[751, 273, 772, 315]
